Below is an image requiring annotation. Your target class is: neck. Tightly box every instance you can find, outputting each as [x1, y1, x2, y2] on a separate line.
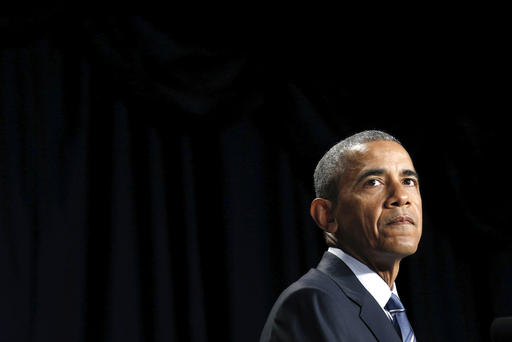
[337, 245, 401, 289]
[370, 259, 400, 289]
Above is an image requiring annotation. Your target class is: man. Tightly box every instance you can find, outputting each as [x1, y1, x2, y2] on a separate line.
[260, 130, 422, 341]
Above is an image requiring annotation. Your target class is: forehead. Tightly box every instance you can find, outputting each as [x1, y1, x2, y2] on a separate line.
[344, 140, 414, 173]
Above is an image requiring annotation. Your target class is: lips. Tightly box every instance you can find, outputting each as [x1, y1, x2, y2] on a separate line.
[386, 215, 415, 225]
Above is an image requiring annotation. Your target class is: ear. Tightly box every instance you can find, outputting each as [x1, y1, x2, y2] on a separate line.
[310, 198, 338, 234]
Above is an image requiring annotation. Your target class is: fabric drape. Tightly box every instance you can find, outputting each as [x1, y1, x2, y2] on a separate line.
[1, 15, 510, 342]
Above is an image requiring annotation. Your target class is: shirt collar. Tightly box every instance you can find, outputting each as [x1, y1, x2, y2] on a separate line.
[327, 247, 398, 310]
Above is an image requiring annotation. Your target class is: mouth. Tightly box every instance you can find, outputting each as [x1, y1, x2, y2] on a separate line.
[386, 215, 415, 226]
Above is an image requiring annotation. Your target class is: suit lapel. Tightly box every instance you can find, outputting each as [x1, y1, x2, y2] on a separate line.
[316, 252, 402, 342]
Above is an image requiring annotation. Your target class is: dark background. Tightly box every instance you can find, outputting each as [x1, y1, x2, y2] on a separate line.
[1, 14, 510, 342]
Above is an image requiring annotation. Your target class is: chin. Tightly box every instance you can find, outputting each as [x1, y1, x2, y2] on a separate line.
[394, 243, 419, 257]
[383, 239, 420, 258]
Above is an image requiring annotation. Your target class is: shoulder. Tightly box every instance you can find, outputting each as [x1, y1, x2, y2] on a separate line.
[259, 269, 361, 342]
[284, 268, 346, 300]
[275, 268, 356, 314]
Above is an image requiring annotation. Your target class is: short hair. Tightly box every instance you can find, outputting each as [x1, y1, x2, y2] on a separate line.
[313, 130, 402, 247]
[314, 130, 402, 204]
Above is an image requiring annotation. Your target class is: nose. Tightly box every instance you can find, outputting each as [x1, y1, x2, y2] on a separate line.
[384, 182, 410, 208]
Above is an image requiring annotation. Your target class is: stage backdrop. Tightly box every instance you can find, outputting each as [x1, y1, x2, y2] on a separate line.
[1, 14, 511, 342]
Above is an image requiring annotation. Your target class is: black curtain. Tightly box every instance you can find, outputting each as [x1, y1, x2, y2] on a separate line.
[1, 14, 511, 342]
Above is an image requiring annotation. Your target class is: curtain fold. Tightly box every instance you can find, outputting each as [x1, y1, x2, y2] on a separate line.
[1, 15, 510, 342]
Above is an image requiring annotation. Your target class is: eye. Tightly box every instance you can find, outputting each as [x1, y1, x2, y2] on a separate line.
[402, 178, 418, 186]
[365, 179, 383, 187]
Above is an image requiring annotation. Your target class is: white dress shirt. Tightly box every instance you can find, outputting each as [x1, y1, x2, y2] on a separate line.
[327, 247, 399, 321]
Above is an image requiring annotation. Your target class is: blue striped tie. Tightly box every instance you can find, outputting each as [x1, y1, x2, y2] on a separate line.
[385, 293, 416, 342]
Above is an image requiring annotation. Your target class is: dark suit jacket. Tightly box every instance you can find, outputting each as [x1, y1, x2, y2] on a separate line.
[260, 252, 403, 341]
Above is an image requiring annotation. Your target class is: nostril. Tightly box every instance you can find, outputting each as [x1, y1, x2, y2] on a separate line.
[389, 199, 410, 207]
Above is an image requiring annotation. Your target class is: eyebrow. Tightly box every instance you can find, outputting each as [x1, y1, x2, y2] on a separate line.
[402, 169, 419, 180]
[356, 168, 419, 184]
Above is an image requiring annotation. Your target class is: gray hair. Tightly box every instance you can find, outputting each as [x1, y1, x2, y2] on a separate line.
[313, 130, 401, 203]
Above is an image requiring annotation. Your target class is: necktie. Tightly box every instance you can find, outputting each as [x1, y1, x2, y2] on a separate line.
[385, 293, 416, 342]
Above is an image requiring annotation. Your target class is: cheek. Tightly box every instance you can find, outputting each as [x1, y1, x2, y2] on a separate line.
[412, 195, 423, 232]
[358, 202, 382, 240]
[337, 196, 383, 243]
[416, 214, 423, 237]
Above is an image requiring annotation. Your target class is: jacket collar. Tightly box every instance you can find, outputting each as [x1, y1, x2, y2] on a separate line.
[316, 251, 402, 342]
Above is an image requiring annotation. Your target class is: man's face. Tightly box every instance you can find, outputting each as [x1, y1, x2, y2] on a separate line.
[334, 140, 422, 265]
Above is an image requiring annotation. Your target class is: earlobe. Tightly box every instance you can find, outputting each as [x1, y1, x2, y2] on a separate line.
[310, 198, 338, 233]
